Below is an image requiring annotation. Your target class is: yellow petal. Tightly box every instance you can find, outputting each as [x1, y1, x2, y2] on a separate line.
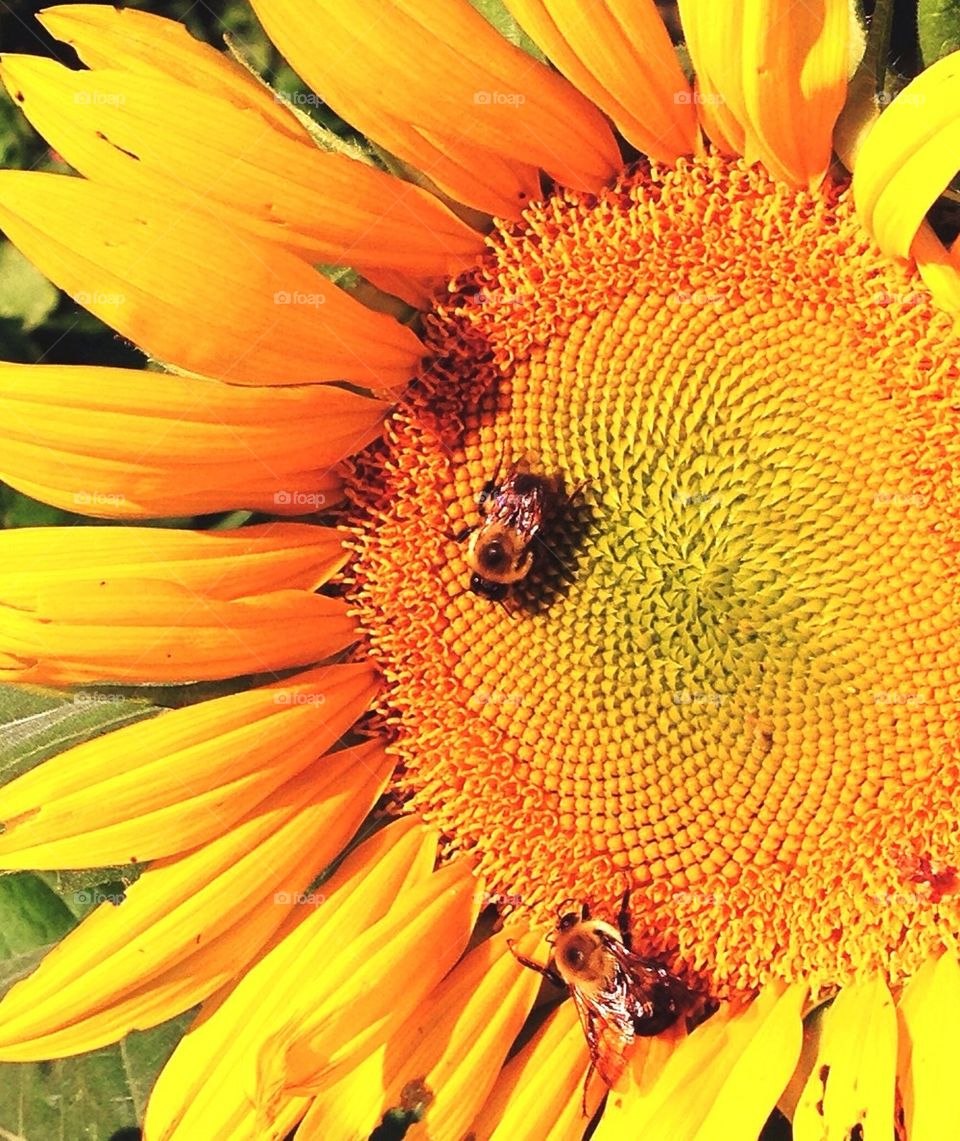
[740, 0, 849, 188]
[0, 55, 484, 283]
[38, 4, 309, 141]
[0, 523, 357, 684]
[793, 975, 897, 1141]
[678, 0, 752, 156]
[597, 983, 805, 1140]
[304, 928, 541, 1140]
[143, 819, 440, 1141]
[854, 51, 960, 259]
[694, 76, 747, 155]
[469, 1000, 596, 1141]
[679, 0, 848, 185]
[0, 744, 394, 1061]
[503, 0, 697, 163]
[911, 222, 960, 316]
[296, 927, 543, 1139]
[897, 953, 960, 1141]
[0, 664, 378, 867]
[258, 859, 480, 1109]
[0, 362, 387, 517]
[0, 172, 422, 389]
[248, 0, 620, 217]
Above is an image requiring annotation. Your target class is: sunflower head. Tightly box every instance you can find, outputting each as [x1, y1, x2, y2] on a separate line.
[0, 2, 958, 1139]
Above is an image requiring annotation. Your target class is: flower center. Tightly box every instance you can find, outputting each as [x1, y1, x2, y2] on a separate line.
[346, 155, 960, 998]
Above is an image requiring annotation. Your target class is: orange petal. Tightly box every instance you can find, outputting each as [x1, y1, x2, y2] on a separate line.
[0, 363, 387, 517]
[597, 983, 805, 1139]
[0, 523, 357, 684]
[248, 0, 620, 218]
[142, 819, 439, 1141]
[793, 975, 897, 1141]
[468, 993, 596, 1140]
[897, 953, 960, 1141]
[0, 664, 378, 867]
[0, 54, 484, 284]
[0, 742, 394, 1060]
[38, 4, 310, 141]
[0, 172, 422, 389]
[504, 0, 698, 163]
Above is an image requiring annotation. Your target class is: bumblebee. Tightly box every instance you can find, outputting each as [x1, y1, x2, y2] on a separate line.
[456, 462, 550, 602]
[510, 894, 686, 1107]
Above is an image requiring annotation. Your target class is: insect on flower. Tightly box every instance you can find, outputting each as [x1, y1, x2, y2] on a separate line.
[510, 892, 689, 1111]
[454, 456, 583, 606]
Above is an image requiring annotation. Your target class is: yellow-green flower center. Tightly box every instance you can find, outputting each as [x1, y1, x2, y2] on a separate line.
[346, 155, 960, 999]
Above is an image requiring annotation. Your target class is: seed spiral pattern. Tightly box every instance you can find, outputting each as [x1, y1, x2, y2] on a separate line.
[346, 155, 960, 996]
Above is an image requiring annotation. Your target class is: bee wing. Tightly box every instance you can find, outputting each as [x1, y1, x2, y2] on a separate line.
[489, 473, 546, 548]
[604, 939, 685, 1034]
[569, 985, 634, 1088]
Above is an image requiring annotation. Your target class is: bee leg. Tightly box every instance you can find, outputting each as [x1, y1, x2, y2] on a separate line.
[476, 479, 498, 513]
[617, 888, 633, 950]
[507, 941, 564, 988]
[580, 1061, 596, 1118]
[565, 478, 590, 505]
[452, 524, 475, 543]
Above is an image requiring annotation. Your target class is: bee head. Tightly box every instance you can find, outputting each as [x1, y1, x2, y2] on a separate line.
[469, 573, 510, 602]
[477, 539, 511, 574]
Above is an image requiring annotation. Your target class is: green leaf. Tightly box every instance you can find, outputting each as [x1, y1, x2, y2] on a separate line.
[919, 0, 960, 65]
[0, 684, 190, 1139]
[1, 484, 77, 529]
[0, 683, 160, 787]
[0, 242, 60, 332]
[0, 872, 75, 991]
[467, 0, 547, 59]
[0, 1009, 193, 1140]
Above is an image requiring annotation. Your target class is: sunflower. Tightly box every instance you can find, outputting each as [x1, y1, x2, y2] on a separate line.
[0, 1, 958, 1137]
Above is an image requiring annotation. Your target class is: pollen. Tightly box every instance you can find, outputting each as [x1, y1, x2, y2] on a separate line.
[345, 154, 960, 999]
